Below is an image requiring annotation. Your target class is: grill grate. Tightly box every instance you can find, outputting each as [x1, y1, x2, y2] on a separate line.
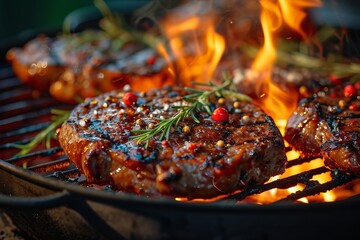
[0, 65, 358, 204]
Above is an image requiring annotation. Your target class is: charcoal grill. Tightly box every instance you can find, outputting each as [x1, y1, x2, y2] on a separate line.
[1, 1, 360, 240]
[1, 63, 360, 240]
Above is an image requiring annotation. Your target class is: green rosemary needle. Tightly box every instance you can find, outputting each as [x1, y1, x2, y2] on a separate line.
[10, 109, 70, 156]
[131, 77, 251, 148]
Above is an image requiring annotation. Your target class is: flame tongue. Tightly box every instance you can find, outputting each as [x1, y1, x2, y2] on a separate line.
[159, 1, 322, 121]
[153, 0, 360, 204]
[158, 2, 225, 86]
[252, 0, 322, 121]
[279, 0, 322, 38]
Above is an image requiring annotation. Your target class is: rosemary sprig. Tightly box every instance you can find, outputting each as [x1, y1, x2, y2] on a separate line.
[10, 109, 70, 156]
[131, 77, 251, 147]
[94, 0, 164, 49]
[94, 0, 132, 40]
[63, 0, 164, 52]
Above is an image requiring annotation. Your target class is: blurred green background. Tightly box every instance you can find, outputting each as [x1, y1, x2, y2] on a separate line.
[0, 0, 94, 39]
[0, 0, 95, 60]
[0, 0, 154, 62]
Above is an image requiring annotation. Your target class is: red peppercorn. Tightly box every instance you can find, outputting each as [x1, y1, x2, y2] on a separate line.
[146, 56, 156, 65]
[349, 104, 358, 111]
[122, 92, 138, 106]
[329, 74, 341, 84]
[161, 140, 169, 146]
[211, 107, 229, 122]
[188, 143, 197, 151]
[344, 84, 356, 97]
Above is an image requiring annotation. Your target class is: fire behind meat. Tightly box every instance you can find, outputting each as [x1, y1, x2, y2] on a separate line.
[57, 85, 287, 199]
[4, 0, 360, 203]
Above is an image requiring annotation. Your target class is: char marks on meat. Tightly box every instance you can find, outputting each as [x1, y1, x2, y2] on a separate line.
[285, 92, 360, 176]
[58, 86, 287, 199]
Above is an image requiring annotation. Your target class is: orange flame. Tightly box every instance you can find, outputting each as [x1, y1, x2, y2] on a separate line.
[252, 0, 322, 121]
[246, 150, 340, 204]
[246, 0, 360, 205]
[155, 1, 360, 204]
[158, 3, 225, 86]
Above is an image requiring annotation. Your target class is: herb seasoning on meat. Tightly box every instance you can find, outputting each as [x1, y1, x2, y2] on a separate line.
[58, 81, 287, 199]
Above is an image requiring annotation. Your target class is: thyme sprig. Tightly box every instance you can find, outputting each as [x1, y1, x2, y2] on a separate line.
[131, 76, 251, 148]
[10, 109, 70, 156]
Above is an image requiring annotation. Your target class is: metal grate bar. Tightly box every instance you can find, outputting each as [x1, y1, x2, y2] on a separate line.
[0, 139, 32, 150]
[0, 83, 28, 96]
[46, 165, 79, 176]
[225, 166, 330, 202]
[286, 156, 321, 168]
[0, 64, 358, 204]
[275, 171, 356, 203]
[0, 108, 52, 127]
[0, 67, 16, 80]
[27, 155, 69, 171]
[0, 122, 50, 139]
[45, 166, 81, 181]
[0, 99, 60, 120]
[5, 147, 63, 163]
[0, 88, 34, 103]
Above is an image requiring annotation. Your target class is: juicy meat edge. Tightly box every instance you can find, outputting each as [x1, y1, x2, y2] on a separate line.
[58, 90, 287, 199]
[285, 96, 360, 175]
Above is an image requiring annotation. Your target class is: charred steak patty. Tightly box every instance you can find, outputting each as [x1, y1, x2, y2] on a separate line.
[58, 86, 287, 199]
[6, 30, 172, 103]
[285, 90, 360, 176]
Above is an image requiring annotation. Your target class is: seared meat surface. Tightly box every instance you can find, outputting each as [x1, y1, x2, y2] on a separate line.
[58, 86, 287, 199]
[6, 30, 172, 103]
[285, 91, 360, 176]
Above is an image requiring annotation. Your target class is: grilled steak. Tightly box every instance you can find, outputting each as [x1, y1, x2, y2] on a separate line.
[58, 86, 287, 199]
[6, 30, 172, 103]
[285, 86, 360, 175]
